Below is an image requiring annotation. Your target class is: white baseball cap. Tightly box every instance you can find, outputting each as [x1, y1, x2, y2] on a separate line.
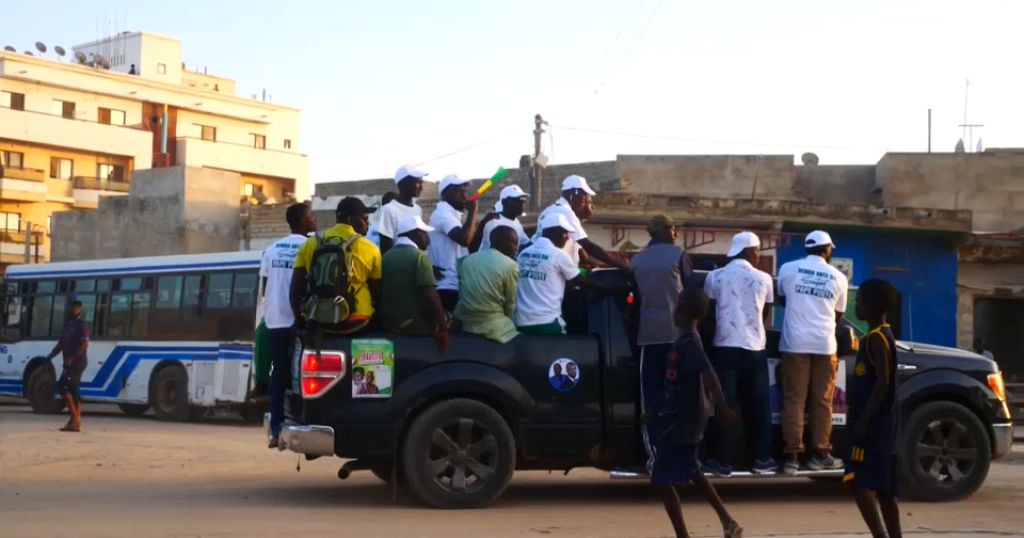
[396, 215, 434, 235]
[540, 212, 578, 233]
[499, 184, 529, 201]
[439, 174, 471, 194]
[561, 174, 596, 195]
[726, 231, 761, 258]
[804, 230, 835, 249]
[394, 165, 427, 184]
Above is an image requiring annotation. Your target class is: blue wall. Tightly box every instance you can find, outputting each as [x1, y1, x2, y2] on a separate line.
[776, 228, 958, 347]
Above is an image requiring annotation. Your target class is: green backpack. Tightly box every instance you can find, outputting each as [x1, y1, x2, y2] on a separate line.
[302, 233, 360, 325]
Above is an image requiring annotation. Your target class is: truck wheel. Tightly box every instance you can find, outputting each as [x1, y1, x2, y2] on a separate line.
[900, 401, 991, 502]
[27, 365, 65, 414]
[118, 403, 150, 416]
[401, 399, 515, 509]
[151, 366, 198, 422]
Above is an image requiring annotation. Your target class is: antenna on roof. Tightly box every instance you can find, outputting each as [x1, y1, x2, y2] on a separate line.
[3, 46, 15, 52]
[74, 51, 87, 64]
[54, 46, 66, 57]
[35, 42, 47, 54]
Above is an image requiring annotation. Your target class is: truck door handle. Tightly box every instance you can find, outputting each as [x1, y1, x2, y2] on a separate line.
[896, 364, 917, 371]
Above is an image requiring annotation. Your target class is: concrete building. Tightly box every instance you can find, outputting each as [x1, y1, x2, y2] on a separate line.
[0, 31, 309, 268]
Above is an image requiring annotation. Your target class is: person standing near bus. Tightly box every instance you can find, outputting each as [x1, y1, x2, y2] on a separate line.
[47, 299, 89, 432]
[262, 202, 317, 448]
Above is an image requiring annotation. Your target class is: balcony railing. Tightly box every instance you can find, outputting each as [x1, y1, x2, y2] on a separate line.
[72, 176, 131, 192]
[2, 166, 46, 182]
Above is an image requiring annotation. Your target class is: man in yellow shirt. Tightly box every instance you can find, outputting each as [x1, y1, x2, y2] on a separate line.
[290, 197, 383, 333]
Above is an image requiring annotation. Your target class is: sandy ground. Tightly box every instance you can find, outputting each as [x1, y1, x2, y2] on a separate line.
[1, 403, 1023, 538]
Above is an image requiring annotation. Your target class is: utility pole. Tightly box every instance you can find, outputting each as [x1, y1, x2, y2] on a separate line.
[532, 114, 546, 212]
[927, 109, 932, 153]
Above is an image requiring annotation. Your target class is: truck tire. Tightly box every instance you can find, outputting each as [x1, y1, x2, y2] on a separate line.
[900, 401, 991, 502]
[27, 365, 65, 414]
[118, 403, 150, 417]
[401, 398, 515, 509]
[151, 366, 199, 422]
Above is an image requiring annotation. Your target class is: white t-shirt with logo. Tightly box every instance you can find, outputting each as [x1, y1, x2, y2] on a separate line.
[480, 214, 530, 251]
[514, 237, 581, 327]
[427, 201, 469, 291]
[532, 198, 587, 265]
[704, 258, 774, 351]
[777, 255, 850, 355]
[377, 200, 422, 242]
[259, 233, 306, 329]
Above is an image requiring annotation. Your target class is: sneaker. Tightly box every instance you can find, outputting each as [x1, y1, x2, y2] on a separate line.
[702, 459, 733, 478]
[752, 458, 778, 475]
[807, 452, 844, 471]
[781, 459, 800, 476]
[267, 435, 279, 449]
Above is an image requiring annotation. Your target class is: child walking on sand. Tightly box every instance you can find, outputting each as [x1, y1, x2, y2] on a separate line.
[846, 278, 902, 538]
[650, 288, 743, 538]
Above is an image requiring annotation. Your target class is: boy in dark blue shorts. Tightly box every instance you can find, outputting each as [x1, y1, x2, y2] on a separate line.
[652, 288, 742, 538]
[846, 279, 901, 538]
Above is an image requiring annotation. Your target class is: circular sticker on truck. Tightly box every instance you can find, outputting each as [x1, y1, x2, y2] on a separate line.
[548, 358, 580, 392]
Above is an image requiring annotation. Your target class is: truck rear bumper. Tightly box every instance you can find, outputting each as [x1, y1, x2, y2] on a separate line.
[993, 421, 1013, 460]
[264, 413, 336, 457]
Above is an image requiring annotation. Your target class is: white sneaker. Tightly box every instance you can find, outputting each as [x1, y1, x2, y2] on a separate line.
[807, 453, 843, 471]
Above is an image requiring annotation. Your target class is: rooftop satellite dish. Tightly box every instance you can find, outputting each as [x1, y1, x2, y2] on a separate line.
[35, 42, 47, 53]
[3, 46, 15, 52]
[74, 51, 87, 64]
[94, 54, 110, 69]
[24, 51, 33, 56]
[54, 46, 66, 57]
[801, 152, 819, 166]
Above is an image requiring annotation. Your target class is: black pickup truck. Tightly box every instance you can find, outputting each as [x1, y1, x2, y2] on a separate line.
[272, 270, 1013, 508]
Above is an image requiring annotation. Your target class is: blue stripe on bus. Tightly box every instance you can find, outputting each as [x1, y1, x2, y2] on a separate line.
[0, 345, 252, 398]
[7, 260, 260, 279]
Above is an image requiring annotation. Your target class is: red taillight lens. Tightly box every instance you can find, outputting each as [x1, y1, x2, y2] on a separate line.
[301, 350, 345, 398]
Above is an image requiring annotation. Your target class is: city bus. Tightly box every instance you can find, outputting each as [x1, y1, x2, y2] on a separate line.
[0, 251, 264, 421]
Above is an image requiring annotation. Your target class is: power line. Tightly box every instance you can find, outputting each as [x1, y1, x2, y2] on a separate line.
[556, 125, 890, 152]
[593, 0, 668, 95]
[413, 128, 520, 167]
[590, 0, 648, 75]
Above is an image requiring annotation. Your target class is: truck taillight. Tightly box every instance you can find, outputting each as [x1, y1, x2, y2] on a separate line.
[301, 350, 346, 398]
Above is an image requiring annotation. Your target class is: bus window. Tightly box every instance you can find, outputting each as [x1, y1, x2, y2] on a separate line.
[74, 279, 96, 292]
[156, 276, 183, 312]
[50, 295, 68, 337]
[30, 295, 53, 337]
[97, 279, 112, 293]
[130, 292, 151, 338]
[77, 293, 98, 326]
[119, 278, 142, 291]
[37, 281, 56, 294]
[206, 273, 233, 309]
[107, 293, 131, 338]
[232, 272, 258, 309]
[182, 275, 203, 320]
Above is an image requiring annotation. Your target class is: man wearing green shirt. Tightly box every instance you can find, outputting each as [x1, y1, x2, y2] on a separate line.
[455, 226, 520, 344]
[380, 215, 449, 353]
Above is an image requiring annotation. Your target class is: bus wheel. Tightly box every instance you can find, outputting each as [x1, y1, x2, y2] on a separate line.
[118, 403, 150, 417]
[27, 365, 65, 414]
[151, 366, 197, 422]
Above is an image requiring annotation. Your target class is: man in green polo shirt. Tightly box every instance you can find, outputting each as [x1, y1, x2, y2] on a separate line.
[380, 215, 449, 353]
[455, 225, 520, 343]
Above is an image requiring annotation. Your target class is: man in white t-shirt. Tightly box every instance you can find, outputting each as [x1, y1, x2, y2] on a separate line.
[702, 231, 777, 476]
[532, 175, 629, 271]
[427, 174, 479, 311]
[260, 202, 317, 448]
[515, 213, 583, 335]
[367, 191, 397, 248]
[378, 164, 426, 254]
[776, 230, 849, 475]
[473, 185, 531, 252]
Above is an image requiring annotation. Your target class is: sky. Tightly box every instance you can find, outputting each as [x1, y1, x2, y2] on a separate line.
[5, 0, 1024, 184]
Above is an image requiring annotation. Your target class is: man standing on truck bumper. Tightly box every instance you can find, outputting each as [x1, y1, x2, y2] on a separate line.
[631, 215, 693, 471]
[777, 230, 849, 475]
[262, 203, 317, 448]
[703, 231, 777, 476]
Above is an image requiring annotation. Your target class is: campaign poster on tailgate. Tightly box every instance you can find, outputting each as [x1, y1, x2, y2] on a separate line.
[351, 339, 394, 398]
